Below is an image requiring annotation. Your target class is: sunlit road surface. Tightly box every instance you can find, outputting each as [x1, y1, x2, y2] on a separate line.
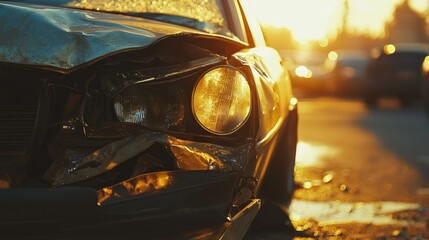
[250, 97, 429, 239]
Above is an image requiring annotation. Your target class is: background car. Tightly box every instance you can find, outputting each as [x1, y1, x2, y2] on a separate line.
[0, 0, 298, 239]
[328, 49, 370, 96]
[363, 43, 429, 106]
[280, 50, 334, 96]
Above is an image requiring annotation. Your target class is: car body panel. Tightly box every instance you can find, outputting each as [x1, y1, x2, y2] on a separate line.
[0, 1, 245, 72]
[232, 47, 295, 191]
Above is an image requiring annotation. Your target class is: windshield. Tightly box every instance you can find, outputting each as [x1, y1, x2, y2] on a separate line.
[8, 0, 232, 36]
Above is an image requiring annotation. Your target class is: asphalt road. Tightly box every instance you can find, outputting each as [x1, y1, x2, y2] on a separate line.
[249, 96, 429, 239]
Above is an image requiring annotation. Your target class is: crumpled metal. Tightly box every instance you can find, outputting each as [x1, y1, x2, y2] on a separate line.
[168, 137, 253, 172]
[0, 2, 162, 70]
[53, 132, 165, 186]
[0, 1, 243, 72]
[101, 55, 225, 97]
[97, 171, 173, 205]
[53, 131, 252, 186]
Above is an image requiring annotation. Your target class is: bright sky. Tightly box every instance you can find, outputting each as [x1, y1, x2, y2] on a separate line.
[251, 0, 428, 43]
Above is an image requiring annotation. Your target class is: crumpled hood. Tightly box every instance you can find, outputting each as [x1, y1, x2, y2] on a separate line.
[0, 2, 242, 72]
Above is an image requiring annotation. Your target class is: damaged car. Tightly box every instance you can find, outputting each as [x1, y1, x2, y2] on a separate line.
[0, 0, 298, 239]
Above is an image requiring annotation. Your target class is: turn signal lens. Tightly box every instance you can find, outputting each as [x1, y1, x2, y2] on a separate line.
[192, 67, 251, 135]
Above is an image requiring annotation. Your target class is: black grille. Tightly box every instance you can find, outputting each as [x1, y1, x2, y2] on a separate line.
[0, 79, 40, 166]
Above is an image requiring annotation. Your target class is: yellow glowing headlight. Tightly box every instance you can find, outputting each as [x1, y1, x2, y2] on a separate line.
[192, 66, 251, 135]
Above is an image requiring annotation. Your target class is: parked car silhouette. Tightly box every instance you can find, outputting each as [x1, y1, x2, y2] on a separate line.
[281, 50, 333, 95]
[363, 43, 429, 106]
[329, 50, 370, 96]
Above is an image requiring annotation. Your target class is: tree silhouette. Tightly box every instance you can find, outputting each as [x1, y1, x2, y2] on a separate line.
[385, 0, 428, 43]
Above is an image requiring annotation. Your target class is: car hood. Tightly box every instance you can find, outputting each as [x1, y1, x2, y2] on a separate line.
[0, 1, 244, 72]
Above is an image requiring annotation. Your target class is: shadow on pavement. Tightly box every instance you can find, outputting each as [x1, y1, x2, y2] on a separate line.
[355, 103, 429, 181]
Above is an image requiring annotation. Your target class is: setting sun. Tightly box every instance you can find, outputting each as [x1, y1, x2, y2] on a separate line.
[251, 0, 342, 42]
[251, 0, 429, 43]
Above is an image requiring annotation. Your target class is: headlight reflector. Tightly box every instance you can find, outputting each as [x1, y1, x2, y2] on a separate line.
[192, 67, 251, 135]
[114, 86, 184, 130]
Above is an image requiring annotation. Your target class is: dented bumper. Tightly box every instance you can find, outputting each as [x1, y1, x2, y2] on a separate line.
[2, 130, 258, 239]
[0, 170, 259, 239]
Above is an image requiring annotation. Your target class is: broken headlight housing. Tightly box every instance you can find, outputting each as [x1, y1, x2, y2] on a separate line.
[105, 64, 252, 136]
[192, 66, 251, 135]
[113, 86, 185, 130]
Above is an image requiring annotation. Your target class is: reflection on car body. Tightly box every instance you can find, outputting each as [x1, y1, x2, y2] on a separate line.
[363, 43, 429, 106]
[0, 0, 298, 239]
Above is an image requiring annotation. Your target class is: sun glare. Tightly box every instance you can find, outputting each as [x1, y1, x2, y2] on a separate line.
[251, 0, 428, 44]
[252, 0, 342, 42]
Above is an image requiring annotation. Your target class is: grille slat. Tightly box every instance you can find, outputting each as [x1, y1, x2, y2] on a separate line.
[0, 78, 40, 165]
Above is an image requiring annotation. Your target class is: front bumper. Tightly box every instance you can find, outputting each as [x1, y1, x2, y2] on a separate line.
[0, 170, 260, 239]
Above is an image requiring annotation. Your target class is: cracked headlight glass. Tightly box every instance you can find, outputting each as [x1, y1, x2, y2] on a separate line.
[192, 66, 251, 135]
[114, 86, 185, 130]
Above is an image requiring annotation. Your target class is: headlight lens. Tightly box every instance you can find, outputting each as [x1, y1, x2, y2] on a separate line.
[114, 86, 184, 130]
[192, 66, 251, 135]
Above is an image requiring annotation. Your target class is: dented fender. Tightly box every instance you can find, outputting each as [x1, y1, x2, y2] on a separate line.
[0, 1, 245, 72]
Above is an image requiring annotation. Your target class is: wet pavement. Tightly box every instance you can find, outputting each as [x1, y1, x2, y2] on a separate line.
[248, 96, 429, 239]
